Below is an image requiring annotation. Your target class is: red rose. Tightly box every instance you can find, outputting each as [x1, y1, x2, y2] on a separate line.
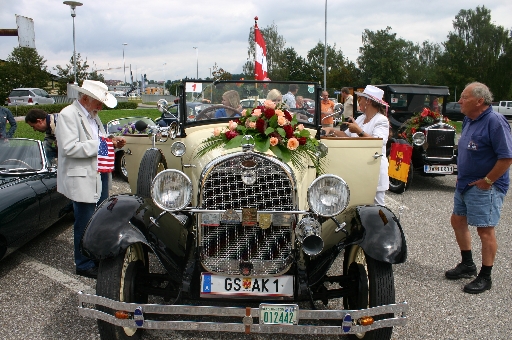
[411, 127, 416, 134]
[421, 108, 429, 117]
[284, 110, 293, 122]
[297, 137, 307, 145]
[256, 118, 266, 134]
[283, 125, 294, 138]
[225, 130, 238, 140]
[264, 108, 275, 120]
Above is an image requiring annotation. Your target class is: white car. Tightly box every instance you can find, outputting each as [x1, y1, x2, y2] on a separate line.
[7, 88, 55, 106]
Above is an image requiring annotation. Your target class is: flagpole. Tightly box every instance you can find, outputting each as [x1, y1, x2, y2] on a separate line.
[323, 0, 327, 90]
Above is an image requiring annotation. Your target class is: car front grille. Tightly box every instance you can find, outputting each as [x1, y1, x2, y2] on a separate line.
[425, 126, 455, 159]
[199, 153, 296, 276]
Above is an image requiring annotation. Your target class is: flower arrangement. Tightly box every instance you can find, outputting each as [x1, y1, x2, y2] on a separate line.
[196, 99, 324, 173]
[116, 123, 149, 135]
[399, 107, 450, 143]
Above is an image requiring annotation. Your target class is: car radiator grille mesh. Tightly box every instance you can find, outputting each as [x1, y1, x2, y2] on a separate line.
[200, 155, 295, 275]
[425, 128, 455, 159]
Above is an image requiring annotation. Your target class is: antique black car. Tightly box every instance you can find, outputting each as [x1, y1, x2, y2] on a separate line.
[0, 138, 70, 260]
[368, 84, 457, 193]
[78, 80, 408, 339]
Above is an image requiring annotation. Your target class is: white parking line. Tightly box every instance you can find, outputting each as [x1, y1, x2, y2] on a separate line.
[19, 253, 94, 293]
[386, 195, 409, 210]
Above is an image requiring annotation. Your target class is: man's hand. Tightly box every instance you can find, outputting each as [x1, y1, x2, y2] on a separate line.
[112, 136, 126, 149]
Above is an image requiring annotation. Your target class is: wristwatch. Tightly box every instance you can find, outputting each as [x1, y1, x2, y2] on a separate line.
[484, 177, 493, 185]
[358, 131, 365, 137]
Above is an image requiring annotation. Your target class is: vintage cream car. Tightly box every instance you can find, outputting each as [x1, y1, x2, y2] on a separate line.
[78, 80, 408, 340]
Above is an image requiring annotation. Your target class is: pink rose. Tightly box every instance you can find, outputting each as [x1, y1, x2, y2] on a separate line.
[228, 120, 238, 131]
[248, 121, 256, 128]
[270, 136, 279, 146]
[241, 109, 247, 116]
[297, 124, 304, 131]
[252, 109, 262, 117]
[277, 116, 287, 126]
[275, 109, 284, 117]
[264, 100, 276, 109]
[213, 128, 221, 136]
[287, 138, 299, 150]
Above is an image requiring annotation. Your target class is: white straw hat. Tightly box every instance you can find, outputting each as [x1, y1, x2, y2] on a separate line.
[355, 85, 388, 107]
[73, 80, 117, 108]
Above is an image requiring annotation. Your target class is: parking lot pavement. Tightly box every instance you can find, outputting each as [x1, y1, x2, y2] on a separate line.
[1, 173, 512, 339]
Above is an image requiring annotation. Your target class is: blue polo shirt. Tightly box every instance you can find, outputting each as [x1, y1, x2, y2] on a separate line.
[457, 106, 512, 194]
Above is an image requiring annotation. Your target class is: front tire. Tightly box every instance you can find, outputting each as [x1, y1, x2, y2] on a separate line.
[96, 243, 149, 340]
[136, 148, 167, 197]
[343, 245, 395, 340]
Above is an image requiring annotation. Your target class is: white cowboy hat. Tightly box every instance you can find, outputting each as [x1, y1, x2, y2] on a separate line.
[73, 80, 117, 108]
[355, 85, 388, 107]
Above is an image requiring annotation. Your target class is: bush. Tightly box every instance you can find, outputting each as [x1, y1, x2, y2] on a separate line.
[1, 103, 70, 116]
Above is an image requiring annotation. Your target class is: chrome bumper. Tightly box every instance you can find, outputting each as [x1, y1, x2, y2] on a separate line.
[78, 291, 408, 335]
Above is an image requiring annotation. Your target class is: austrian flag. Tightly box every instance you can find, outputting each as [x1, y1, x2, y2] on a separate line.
[97, 136, 115, 173]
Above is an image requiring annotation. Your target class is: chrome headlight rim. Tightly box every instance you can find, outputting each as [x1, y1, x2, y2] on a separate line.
[412, 131, 425, 146]
[151, 169, 192, 212]
[307, 174, 350, 217]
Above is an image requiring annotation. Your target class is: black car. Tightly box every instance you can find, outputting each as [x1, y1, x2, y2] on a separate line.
[445, 102, 464, 121]
[0, 138, 69, 260]
[360, 84, 458, 193]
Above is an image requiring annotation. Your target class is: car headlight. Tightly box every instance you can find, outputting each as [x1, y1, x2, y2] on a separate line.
[412, 131, 425, 146]
[307, 175, 349, 217]
[151, 170, 192, 212]
[171, 141, 186, 157]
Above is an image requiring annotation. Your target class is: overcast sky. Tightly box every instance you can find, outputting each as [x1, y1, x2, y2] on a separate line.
[1, 0, 511, 84]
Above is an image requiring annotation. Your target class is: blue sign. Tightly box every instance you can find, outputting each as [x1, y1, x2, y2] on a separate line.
[334, 91, 341, 94]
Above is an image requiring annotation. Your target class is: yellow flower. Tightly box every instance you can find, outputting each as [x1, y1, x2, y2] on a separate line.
[287, 138, 299, 150]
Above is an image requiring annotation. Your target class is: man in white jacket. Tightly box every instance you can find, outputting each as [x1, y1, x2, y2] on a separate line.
[56, 80, 126, 278]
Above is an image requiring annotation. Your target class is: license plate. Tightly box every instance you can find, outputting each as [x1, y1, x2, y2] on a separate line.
[15, 99, 24, 102]
[259, 304, 299, 325]
[200, 273, 294, 297]
[424, 165, 454, 174]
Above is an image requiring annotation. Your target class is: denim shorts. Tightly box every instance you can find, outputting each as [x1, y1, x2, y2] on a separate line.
[453, 185, 505, 227]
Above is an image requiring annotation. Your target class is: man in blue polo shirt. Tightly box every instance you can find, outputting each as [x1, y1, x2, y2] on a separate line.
[445, 82, 512, 294]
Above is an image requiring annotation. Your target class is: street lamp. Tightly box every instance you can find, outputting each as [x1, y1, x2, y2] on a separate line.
[323, 0, 327, 90]
[122, 43, 128, 85]
[63, 1, 83, 84]
[193, 47, 198, 79]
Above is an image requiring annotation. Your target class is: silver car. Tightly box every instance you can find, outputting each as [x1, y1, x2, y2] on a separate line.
[7, 88, 55, 106]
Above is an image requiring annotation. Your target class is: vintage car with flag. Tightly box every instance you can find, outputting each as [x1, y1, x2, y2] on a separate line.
[371, 84, 457, 193]
[77, 80, 408, 340]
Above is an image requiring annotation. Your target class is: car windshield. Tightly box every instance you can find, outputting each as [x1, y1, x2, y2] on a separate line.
[0, 139, 43, 172]
[181, 80, 320, 127]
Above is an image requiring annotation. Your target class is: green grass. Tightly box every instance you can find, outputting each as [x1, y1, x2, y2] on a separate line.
[13, 108, 161, 140]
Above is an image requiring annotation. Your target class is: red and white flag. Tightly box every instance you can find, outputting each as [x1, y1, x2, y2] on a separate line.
[97, 136, 115, 173]
[254, 17, 269, 81]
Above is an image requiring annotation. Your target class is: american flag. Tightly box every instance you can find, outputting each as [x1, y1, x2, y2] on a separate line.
[97, 136, 115, 173]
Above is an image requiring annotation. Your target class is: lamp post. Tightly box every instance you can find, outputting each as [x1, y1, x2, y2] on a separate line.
[63, 1, 83, 84]
[122, 43, 128, 86]
[163, 62, 166, 95]
[193, 47, 198, 79]
[323, 0, 327, 90]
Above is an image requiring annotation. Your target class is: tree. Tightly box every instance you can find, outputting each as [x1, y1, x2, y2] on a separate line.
[0, 47, 50, 101]
[88, 70, 105, 82]
[357, 27, 419, 85]
[243, 22, 286, 79]
[273, 47, 313, 81]
[211, 62, 232, 81]
[440, 6, 511, 100]
[306, 42, 359, 90]
[54, 53, 90, 94]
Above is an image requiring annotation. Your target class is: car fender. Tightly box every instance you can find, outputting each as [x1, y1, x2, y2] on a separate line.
[80, 194, 151, 260]
[355, 205, 407, 264]
[80, 194, 190, 275]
